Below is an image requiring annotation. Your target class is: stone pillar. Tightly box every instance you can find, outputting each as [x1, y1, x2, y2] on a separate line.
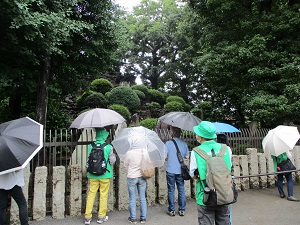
[69, 165, 82, 216]
[10, 166, 30, 225]
[52, 166, 65, 219]
[33, 166, 47, 221]
[117, 162, 128, 210]
[232, 155, 241, 191]
[239, 155, 249, 190]
[147, 175, 156, 206]
[258, 153, 267, 188]
[266, 154, 275, 187]
[157, 164, 167, 205]
[292, 146, 300, 181]
[246, 148, 259, 189]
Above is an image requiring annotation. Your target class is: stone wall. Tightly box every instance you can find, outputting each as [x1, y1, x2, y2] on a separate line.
[7, 147, 300, 224]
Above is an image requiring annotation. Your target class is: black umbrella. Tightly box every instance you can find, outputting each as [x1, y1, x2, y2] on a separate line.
[0, 117, 43, 175]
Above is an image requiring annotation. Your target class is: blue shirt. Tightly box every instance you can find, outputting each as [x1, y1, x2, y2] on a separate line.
[165, 138, 189, 174]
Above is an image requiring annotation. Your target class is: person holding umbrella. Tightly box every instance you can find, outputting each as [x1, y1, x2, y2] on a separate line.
[272, 151, 299, 202]
[165, 126, 190, 217]
[84, 128, 116, 225]
[0, 170, 29, 225]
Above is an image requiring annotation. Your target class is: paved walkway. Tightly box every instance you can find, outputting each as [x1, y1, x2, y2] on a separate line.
[30, 183, 300, 225]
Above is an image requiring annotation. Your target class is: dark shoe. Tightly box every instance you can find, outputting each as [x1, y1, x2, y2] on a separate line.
[178, 210, 185, 216]
[287, 196, 300, 202]
[128, 217, 137, 224]
[280, 194, 286, 198]
[167, 211, 175, 217]
[140, 219, 146, 224]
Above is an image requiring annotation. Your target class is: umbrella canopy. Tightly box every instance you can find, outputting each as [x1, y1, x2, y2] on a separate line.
[262, 125, 300, 156]
[158, 112, 201, 132]
[69, 108, 125, 129]
[0, 117, 43, 175]
[111, 126, 166, 168]
[213, 122, 240, 133]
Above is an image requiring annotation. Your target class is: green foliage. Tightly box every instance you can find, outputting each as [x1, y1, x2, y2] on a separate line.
[139, 118, 158, 130]
[76, 90, 95, 108]
[131, 84, 149, 95]
[166, 96, 186, 105]
[107, 86, 141, 111]
[165, 101, 184, 112]
[91, 78, 113, 95]
[108, 104, 131, 120]
[148, 89, 165, 105]
[146, 102, 162, 118]
[46, 99, 73, 129]
[133, 90, 146, 100]
[191, 101, 213, 120]
[84, 92, 108, 108]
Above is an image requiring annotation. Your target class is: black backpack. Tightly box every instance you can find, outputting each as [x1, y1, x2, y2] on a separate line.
[87, 143, 110, 176]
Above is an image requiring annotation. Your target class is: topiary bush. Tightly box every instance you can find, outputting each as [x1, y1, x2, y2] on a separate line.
[139, 118, 158, 129]
[107, 86, 141, 111]
[146, 102, 162, 118]
[133, 90, 146, 100]
[76, 90, 96, 108]
[91, 78, 113, 94]
[148, 89, 165, 105]
[108, 104, 131, 121]
[84, 92, 108, 108]
[166, 95, 186, 105]
[131, 84, 149, 95]
[165, 101, 184, 112]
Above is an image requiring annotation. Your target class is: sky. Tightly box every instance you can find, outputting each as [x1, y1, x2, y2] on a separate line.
[114, 0, 141, 12]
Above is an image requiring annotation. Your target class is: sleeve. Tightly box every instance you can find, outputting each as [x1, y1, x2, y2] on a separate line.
[189, 151, 198, 177]
[109, 146, 116, 164]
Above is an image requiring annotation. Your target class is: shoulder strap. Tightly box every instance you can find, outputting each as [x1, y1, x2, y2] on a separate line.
[193, 146, 210, 161]
[171, 139, 184, 165]
[217, 144, 227, 157]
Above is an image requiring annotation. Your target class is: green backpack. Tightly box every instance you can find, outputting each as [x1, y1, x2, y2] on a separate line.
[193, 144, 237, 206]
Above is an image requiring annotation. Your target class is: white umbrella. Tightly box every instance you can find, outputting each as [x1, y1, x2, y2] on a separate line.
[111, 126, 166, 168]
[262, 125, 300, 156]
[69, 108, 125, 129]
[158, 111, 201, 132]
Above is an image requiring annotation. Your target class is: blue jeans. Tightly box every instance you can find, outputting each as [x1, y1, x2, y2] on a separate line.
[127, 177, 147, 220]
[0, 185, 29, 225]
[166, 172, 186, 212]
[277, 172, 293, 197]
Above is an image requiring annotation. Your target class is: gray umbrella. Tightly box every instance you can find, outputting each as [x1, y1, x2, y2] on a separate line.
[158, 111, 201, 132]
[69, 108, 126, 129]
[0, 117, 43, 175]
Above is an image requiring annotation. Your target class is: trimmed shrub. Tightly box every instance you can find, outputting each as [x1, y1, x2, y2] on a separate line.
[91, 78, 113, 94]
[76, 90, 96, 107]
[131, 84, 149, 95]
[165, 101, 184, 112]
[148, 89, 165, 105]
[108, 104, 131, 121]
[166, 96, 186, 105]
[146, 102, 162, 118]
[107, 86, 141, 111]
[139, 118, 158, 130]
[134, 90, 146, 100]
[84, 92, 108, 108]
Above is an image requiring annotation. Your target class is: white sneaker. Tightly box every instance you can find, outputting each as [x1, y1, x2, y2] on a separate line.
[97, 215, 108, 224]
[85, 218, 92, 225]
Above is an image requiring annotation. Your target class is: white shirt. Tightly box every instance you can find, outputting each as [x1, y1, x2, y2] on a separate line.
[0, 170, 25, 190]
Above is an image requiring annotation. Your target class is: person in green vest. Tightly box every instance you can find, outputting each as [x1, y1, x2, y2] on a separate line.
[189, 121, 232, 225]
[84, 128, 116, 225]
[272, 152, 299, 201]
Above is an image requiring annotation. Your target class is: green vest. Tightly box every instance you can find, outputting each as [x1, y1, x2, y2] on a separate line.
[272, 152, 288, 172]
[87, 141, 113, 179]
[193, 140, 231, 206]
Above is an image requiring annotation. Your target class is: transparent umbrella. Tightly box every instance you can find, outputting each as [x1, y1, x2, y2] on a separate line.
[111, 126, 166, 168]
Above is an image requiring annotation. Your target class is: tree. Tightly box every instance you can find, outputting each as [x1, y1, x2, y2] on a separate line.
[188, 0, 300, 126]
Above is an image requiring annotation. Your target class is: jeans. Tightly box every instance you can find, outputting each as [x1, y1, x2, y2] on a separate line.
[197, 204, 230, 225]
[277, 172, 293, 197]
[166, 172, 186, 212]
[127, 177, 147, 220]
[0, 185, 29, 225]
[85, 178, 111, 218]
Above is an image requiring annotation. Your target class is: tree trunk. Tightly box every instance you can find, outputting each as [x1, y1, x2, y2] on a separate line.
[36, 55, 51, 128]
